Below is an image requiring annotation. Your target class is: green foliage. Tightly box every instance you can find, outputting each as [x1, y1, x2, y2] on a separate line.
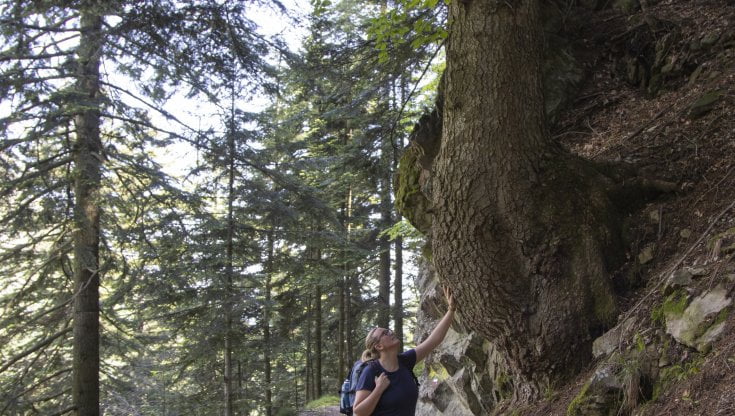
[379, 218, 422, 241]
[651, 290, 689, 325]
[634, 332, 646, 352]
[566, 381, 591, 416]
[653, 356, 703, 401]
[368, 0, 449, 63]
[305, 395, 340, 409]
[1, 0, 431, 413]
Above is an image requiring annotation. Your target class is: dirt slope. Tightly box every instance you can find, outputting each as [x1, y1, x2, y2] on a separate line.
[526, 0, 735, 415]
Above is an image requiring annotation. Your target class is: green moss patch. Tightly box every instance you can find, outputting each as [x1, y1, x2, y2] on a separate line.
[304, 395, 340, 409]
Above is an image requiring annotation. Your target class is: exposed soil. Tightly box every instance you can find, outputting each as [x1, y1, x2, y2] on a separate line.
[526, 0, 735, 415]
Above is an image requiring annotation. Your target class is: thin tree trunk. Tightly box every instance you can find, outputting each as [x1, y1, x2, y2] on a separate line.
[264, 229, 274, 416]
[433, 0, 620, 401]
[338, 189, 347, 381]
[338, 261, 345, 382]
[314, 280, 322, 398]
[378, 183, 391, 329]
[305, 294, 313, 402]
[393, 77, 405, 341]
[223, 92, 236, 416]
[72, 7, 103, 415]
[377, 5, 392, 327]
[393, 229, 403, 342]
[344, 187, 355, 366]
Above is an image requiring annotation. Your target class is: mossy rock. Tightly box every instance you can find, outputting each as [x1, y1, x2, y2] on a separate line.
[708, 227, 735, 255]
[394, 146, 432, 235]
[664, 286, 732, 352]
[688, 90, 722, 119]
[613, 0, 640, 14]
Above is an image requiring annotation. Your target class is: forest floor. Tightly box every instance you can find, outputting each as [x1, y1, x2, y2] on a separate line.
[526, 0, 735, 415]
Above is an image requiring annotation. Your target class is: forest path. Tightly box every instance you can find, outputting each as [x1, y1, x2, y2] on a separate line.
[297, 405, 341, 415]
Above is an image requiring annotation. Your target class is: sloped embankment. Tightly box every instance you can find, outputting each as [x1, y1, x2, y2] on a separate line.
[414, 0, 735, 414]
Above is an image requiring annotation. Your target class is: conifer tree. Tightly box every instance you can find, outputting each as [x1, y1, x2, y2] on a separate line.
[0, 1, 274, 413]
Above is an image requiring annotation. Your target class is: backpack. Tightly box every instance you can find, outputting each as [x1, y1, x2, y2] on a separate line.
[338, 358, 420, 415]
[339, 360, 373, 415]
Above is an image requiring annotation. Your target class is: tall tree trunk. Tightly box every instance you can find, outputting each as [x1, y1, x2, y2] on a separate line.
[338, 267, 346, 382]
[264, 229, 274, 416]
[223, 94, 236, 416]
[393, 232, 403, 342]
[393, 76, 405, 341]
[72, 7, 102, 416]
[305, 294, 313, 402]
[433, 0, 621, 402]
[378, 175, 391, 329]
[314, 281, 322, 398]
[341, 186, 354, 375]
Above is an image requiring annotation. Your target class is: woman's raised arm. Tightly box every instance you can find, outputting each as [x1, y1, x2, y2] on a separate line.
[415, 286, 456, 362]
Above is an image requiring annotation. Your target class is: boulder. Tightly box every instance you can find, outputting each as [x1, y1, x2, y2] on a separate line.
[688, 90, 722, 119]
[665, 286, 732, 352]
[414, 259, 508, 415]
[592, 318, 636, 358]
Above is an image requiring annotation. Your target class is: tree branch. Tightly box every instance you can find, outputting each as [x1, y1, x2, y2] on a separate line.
[0, 157, 73, 197]
[0, 326, 72, 374]
[0, 368, 72, 414]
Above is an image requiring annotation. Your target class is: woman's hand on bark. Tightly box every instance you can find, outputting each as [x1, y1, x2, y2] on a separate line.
[443, 286, 455, 312]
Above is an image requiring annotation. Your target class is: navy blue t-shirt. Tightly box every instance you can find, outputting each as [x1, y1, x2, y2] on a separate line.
[354, 349, 419, 415]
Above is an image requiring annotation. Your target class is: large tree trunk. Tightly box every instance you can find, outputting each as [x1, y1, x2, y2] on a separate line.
[433, 0, 621, 401]
[72, 7, 103, 416]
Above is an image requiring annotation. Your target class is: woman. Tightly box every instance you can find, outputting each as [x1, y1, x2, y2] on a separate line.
[353, 287, 456, 416]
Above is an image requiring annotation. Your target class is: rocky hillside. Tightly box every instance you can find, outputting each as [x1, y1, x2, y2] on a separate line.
[414, 0, 735, 415]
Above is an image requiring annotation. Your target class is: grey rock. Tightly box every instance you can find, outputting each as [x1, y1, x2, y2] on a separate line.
[689, 91, 722, 119]
[666, 268, 693, 289]
[686, 267, 707, 276]
[639, 244, 655, 264]
[701, 32, 720, 47]
[665, 286, 732, 352]
[592, 318, 635, 358]
[414, 258, 504, 416]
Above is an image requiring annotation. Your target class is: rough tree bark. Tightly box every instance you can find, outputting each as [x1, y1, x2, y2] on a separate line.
[432, 0, 622, 401]
[72, 5, 103, 415]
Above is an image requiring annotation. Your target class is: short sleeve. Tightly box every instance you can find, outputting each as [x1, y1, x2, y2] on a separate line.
[399, 349, 417, 371]
[354, 362, 377, 392]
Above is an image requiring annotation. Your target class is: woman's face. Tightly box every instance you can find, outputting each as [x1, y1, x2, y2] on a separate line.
[374, 327, 399, 350]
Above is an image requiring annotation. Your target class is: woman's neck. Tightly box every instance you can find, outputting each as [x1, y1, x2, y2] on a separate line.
[378, 354, 399, 372]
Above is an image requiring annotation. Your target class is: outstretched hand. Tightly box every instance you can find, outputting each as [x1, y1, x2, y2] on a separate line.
[443, 286, 455, 312]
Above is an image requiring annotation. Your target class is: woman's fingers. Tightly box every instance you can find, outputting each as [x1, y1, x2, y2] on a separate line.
[375, 372, 390, 390]
[443, 285, 455, 311]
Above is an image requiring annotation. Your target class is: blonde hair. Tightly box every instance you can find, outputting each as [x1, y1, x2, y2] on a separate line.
[360, 327, 383, 362]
